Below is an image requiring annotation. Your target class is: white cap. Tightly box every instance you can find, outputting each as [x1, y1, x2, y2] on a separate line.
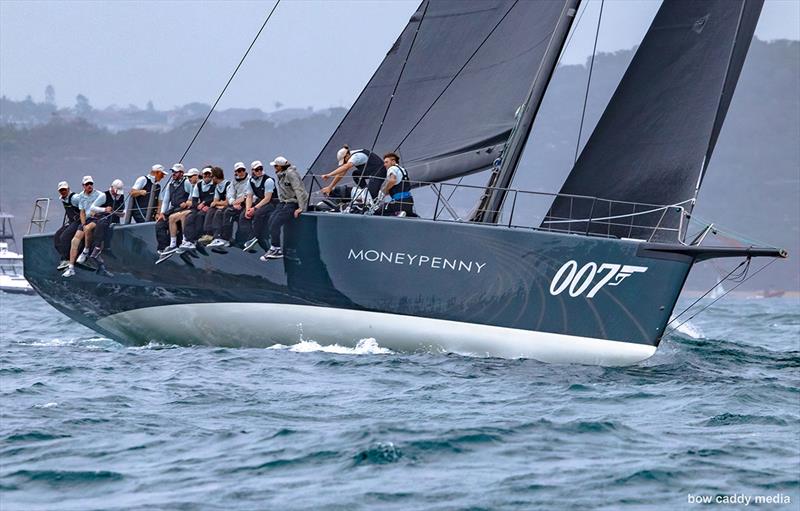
[234, 161, 246, 170]
[57, 181, 69, 191]
[151, 164, 165, 173]
[251, 160, 263, 170]
[82, 175, 94, 185]
[111, 179, 124, 192]
[201, 166, 213, 175]
[186, 168, 200, 177]
[336, 147, 349, 166]
[270, 156, 289, 167]
[171, 163, 185, 173]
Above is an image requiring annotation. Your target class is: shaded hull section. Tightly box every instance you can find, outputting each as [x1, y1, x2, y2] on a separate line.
[24, 215, 692, 365]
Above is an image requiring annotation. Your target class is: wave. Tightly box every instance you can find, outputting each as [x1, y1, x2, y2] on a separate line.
[671, 320, 705, 339]
[11, 337, 122, 350]
[33, 402, 58, 409]
[4, 469, 123, 486]
[5, 431, 70, 442]
[702, 413, 789, 427]
[127, 340, 181, 350]
[267, 337, 394, 355]
[353, 442, 403, 465]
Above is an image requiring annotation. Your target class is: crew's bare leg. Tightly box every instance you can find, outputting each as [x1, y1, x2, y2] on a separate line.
[83, 223, 96, 251]
[69, 231, 85, 264]
[169, 211, 189, 237]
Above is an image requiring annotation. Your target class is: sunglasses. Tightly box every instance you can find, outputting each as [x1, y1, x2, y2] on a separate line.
[84, 182, 94, 186]
[253, 167, 264, 172]
[235, 169, 246, 172]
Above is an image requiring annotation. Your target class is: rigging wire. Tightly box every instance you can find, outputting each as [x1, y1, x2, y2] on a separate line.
[555, 1, 589, 68]
[666, 258, 748, 327]
[573, 0, 604, 164]
[665, 257, 778, 336]
[178, 0, 281, 163]
[435, 175, 464, 219]
[686, 212, 782, 249]
[392, 0, 521, 152]
[368, 0, 429, 154]
[341, 0, 429, 212]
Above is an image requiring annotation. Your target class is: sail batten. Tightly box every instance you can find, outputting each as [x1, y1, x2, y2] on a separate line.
[306, 0, 570, 185]
[545, 0, 764, 242]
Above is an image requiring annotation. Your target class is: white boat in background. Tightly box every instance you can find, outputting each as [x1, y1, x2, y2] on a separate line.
[0, 242, 34, 295]
[0, 212, 35, 295]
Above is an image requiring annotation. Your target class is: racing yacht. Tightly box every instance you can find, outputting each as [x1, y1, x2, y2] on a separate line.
[23, 0, 786, 365]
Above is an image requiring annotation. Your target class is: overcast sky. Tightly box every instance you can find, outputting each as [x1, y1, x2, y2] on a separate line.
[1, 0, 798, 112]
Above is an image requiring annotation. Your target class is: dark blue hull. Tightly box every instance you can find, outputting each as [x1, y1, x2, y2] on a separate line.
[23, 214, 695, 365]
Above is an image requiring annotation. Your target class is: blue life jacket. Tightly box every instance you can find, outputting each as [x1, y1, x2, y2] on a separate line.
[388, 165, 412, 201]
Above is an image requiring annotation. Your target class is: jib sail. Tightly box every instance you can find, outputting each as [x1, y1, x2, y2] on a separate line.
[544, 0, 764, 242]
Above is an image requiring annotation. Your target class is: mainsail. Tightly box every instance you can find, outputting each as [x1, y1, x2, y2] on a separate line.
[544, 0, 764, 241]
[305, 0, 571, 185]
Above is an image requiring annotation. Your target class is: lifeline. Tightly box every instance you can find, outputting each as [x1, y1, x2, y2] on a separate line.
[347, 249, 487, 274]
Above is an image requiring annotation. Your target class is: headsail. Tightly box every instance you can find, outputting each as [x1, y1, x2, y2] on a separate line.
[305, 0, 571, 185]
[544, 0, 764, 242]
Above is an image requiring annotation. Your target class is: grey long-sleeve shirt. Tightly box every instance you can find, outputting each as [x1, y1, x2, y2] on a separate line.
[230, 176, 250, 205]
[275, 166, 308, 210]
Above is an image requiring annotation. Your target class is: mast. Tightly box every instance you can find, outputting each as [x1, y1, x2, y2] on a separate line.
[472, 0, 581, 224]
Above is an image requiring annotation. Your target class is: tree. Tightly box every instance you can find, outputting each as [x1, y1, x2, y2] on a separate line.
[146, 100, 154, 112]
[274, 101, 283, 110]
[75, 94, 92, 117]
[45, 85, 55, 105]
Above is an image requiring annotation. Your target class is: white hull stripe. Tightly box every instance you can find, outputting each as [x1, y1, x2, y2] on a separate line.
[96, 303, 657, 366]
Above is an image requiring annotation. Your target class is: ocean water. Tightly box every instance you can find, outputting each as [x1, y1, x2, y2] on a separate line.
[1, 293, 798, 510]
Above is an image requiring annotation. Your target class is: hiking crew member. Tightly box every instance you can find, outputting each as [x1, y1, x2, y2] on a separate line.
[160, 168, 200, 255]
[63, 176, 102, 277]
[321, 145, 386, 200]
[346, 181, 374, 214]
[180, 166, 215, 250]
[155, 164, 191, 254]
[87, 180, 125, 275]
[205, 167, 233, 246]
[54, 181, 81, 270]
[209, 162, 248, 248]
[376, 152, 416, 217]
[242, 160, 279, 253]
[263, 156, 307, 261]
[129, 164, 166, 223]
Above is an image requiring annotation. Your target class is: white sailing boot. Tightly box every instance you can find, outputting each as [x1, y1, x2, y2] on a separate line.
[76, 249, 89, 265]
[242, 237, 259, 252]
